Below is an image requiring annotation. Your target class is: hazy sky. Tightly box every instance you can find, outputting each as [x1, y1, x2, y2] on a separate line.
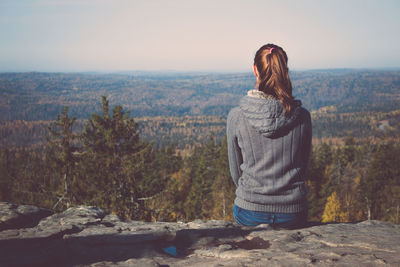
[1, 0, 399, 72]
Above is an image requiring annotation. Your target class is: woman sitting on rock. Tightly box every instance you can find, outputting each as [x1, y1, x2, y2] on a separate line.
[227, 43, 312, 228]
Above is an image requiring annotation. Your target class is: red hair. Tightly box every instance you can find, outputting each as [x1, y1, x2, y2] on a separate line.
[254, 44, 294, 116]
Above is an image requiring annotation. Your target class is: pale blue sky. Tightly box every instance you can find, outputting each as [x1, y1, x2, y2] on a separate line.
[0, 0, 399, 72]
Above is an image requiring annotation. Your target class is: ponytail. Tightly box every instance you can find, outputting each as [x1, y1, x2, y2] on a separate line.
[254, 44, 294, 116]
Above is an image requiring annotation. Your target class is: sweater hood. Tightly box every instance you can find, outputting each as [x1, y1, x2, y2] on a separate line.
[239, 90, 302, 137]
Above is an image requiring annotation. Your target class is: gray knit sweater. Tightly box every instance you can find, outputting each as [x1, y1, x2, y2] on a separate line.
[227, 90, 312, 213]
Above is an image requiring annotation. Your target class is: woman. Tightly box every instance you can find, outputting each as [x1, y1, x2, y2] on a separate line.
[227, 44, 312, 228]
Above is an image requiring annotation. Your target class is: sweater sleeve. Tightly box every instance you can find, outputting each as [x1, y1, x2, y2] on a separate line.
[227, 109, 243, 186]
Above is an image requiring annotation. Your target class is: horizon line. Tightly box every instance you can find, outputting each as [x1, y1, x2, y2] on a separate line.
[1, 67, 400, 74]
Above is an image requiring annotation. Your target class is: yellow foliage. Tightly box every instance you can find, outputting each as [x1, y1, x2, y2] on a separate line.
[170, 170, 189, 192]
[317, 105, 337, 114]
[322, 191, 348, 223]
[170, 211, 177, 221]
[354, 176, 360, 186]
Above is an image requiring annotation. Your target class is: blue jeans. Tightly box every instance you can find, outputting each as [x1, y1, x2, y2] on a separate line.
[233, 204, 307, 229]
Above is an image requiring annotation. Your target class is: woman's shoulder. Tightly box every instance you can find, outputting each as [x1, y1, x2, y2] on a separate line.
[296, 107, 312, 132]
[227, 106, 242, 120]
[227, 107, 243, 128]
[299, 107, 311, 122]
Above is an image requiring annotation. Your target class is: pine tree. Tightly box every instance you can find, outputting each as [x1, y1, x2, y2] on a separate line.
[337, 163, 363, 222]
[135, 143, 184, 221]
[0, 149, 12, 201]
[361, 142, 400, 222]
[150, 169, 190, 222]
[80, 96, 148, 219]
[307, 143, 333, 221]
[184, 134, 218, 220]
[210, 136, 236, 221]
[46, 106, 78, 210]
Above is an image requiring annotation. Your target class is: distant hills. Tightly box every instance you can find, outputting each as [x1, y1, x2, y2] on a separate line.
[0, 69, 399, 121]
[0, 69, 399, 149]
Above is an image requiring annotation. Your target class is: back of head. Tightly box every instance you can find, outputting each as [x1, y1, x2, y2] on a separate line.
[254, 44, 294, 116]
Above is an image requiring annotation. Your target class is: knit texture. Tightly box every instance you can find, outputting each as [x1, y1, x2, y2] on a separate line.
[227, 90, 312, 213]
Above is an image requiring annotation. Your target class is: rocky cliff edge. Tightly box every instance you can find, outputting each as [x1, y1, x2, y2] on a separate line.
[1, 202, 399, 267]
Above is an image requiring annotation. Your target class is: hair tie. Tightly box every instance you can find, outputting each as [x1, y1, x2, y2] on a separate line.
[270, 47, 275, 53]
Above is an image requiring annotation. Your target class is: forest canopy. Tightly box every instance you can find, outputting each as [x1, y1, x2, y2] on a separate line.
[0, 70, 399, 120]
[0, 70, 399, 224]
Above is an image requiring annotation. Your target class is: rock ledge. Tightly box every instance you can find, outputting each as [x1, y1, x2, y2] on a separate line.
[1, 202, 399, 266]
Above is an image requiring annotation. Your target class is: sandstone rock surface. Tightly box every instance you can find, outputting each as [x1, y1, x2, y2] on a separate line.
[1, 202, 399, 267]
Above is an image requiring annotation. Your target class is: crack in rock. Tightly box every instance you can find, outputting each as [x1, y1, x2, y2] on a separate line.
[318, 240, 396, 253]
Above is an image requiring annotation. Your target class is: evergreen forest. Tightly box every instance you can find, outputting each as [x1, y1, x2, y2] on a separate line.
[0, 70, 399, 224]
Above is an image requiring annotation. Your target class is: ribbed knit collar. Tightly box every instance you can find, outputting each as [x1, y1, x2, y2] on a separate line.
[247, 89, 276, 100]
